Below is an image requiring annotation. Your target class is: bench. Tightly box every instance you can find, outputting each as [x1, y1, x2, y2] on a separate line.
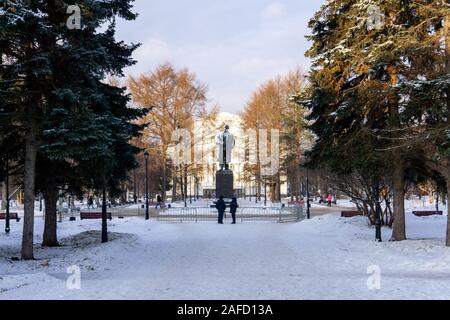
[412, 211, 443, 217]
[80, 212, 112, 220]
[341, 211, 363, 218]
[0, 212, 20, 222]
[288, 201, 304, 206]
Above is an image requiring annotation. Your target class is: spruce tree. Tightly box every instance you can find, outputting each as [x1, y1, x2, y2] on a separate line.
[300, 0, 448, 241]
[0, 0, 53, 259]
[1, 0, 146, 253]
[37, 1, 145, 245]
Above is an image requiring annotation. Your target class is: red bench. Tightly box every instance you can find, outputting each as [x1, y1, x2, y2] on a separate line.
[80, 212, 112, 220]
[0, 212, 20, 222]
[341, 211, 363, 218]
[288, 201, 304, 206]
[413, 211, 443, 217]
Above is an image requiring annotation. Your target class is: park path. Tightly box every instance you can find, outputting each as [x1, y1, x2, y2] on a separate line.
[3, 201, 450, 300]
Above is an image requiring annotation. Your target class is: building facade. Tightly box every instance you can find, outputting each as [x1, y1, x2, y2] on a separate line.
[171, 112, 288, 199]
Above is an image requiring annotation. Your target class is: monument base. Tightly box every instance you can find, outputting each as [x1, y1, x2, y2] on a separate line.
[215, 170, 234, 199]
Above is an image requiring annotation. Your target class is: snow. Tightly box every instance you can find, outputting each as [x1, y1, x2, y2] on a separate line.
[1, 205, 450, 300]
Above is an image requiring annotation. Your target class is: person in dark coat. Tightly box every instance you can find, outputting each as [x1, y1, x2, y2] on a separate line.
[156, 194, 162, 208]
[230, 197, 238, 224]
[88, 196, 94, 209]
[215, 196, 226, 224]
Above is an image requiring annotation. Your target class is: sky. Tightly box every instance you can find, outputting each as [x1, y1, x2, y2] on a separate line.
[115, 1, 324, 114]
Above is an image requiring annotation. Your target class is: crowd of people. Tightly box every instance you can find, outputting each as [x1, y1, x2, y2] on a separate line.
[319, 194, 336, 207]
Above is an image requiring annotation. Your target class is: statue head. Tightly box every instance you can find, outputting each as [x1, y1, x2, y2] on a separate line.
[224, 124, 230, 132]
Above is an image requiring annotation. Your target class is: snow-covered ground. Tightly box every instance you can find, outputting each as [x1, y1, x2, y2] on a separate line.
[1, 209, 450, 300]
[2, 197, 445, 215]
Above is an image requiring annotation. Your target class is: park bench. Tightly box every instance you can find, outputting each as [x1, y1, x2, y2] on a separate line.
[341, 211, 363, 218]
[80, 212, 112, 220]
[0, 212, 20, 222]
[288, 201, 304, 206]
[141, 202, 159, 208]
[412, 211, 443, 217]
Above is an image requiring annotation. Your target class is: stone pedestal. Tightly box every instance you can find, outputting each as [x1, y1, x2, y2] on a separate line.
[215, 170, 234, 199]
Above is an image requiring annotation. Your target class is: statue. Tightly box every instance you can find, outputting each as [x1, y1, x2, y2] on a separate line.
[216, 125, 235, 171]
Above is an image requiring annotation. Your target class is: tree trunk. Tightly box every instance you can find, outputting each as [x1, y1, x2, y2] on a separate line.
[21, 124, 38, 260]
[184, 165, 188, 203]
[442, 17, 450, 246]
[388, 67, 406, 241]
[446, 173, 450, 247]
[172, 165, 177, 202]
[269, 181, 275, 202]
[162, 150, 167, 202]
[391, 156, 406, 241]
[42, 182, 58, 247]
[276, 172, 281, 201]
[120, 183, 127, 204]
[179, 169, 184, 200]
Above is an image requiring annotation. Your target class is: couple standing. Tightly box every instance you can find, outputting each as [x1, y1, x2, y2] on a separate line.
[215, 196, 238, 224]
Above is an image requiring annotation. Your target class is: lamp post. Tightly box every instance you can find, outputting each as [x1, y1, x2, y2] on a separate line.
[184, 170, 187, 208]
[5, 160, 10, 233]
[264, 179, 267, 206]
[244, 181, 247, 200]
[189, 176, 192, 204]
[101, 187, 108, 243]
[255, 179, 258, 204]
[144, 151, 149, 220]
[306, 167, 311, 220]
[196, 176, 200, 200]
[194, 176, 196, 201]
[374, 180, 382, 242]
[133, 169, 137, 204]
[436, 193, 439, 212]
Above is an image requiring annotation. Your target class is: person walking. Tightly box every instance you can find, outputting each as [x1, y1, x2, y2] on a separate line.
[230, 197, 238, 224]
[156, 194, 162, 208]
[215, 196, 226, 224]
[88, 196, 94, 209]
[327, 194, 333, 207]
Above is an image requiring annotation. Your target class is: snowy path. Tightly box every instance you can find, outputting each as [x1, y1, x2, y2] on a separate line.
[1, 212, 450, 300]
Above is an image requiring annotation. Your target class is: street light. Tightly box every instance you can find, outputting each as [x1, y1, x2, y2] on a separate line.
[189, 176, 192, 204]
[374, 180, 382, 242]
[5, 160, 10, 233]
[264, 179, 267, 206]
[306, 167, 311, 220]
[255, 179, 258, 204]
[133, 169, 138, 204]
[144, 151, 149, 220]
[101, 188, 108, 243]
[436, 193, 439, 213]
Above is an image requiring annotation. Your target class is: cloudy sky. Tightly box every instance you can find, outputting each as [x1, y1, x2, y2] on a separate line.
[116, 1, 324, 114]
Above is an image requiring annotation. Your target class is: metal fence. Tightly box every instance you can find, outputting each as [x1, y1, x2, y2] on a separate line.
[153, 206, 304, 223]
[72, 204, 304, 223]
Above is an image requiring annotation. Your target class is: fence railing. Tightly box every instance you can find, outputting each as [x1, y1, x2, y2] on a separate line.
[154, 206, 304, 223]
[71, 204, 304, 223]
